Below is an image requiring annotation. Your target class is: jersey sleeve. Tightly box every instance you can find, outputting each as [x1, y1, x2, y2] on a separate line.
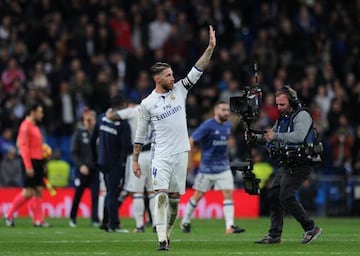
[134, 103, 150, 145]
[178, 66, 204, 90]
[116, 107, 135, 120]
[17, 123, 32, 169]
[191, 121, 209, 143]
[275, 110, 312, 144]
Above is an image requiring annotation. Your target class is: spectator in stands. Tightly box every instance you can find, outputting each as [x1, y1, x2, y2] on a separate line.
[53, 81, 76, 137]
[109, 6, 132, 52]
[0, 146, 22, 187]
[0, 127, 16, 157]
[262, 92, 279, 124]
[314, 84, 333, 119]
[0, 15, 11, 44]
[94, 11, 115, 56]
[127, 70, 153, 104]
[219, 79, 242, 104]
[327, 97, 343, 136]
[30, 62, 49, 92]
[148, 8, 171, 51]
[1, 58, 25, 94]
[330, 113, 354, 173]
[352, 125, 360, 175]
[70, 70, 93, 120]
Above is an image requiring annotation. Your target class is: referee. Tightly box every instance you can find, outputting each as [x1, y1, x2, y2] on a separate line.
[5, 102, 51, 227]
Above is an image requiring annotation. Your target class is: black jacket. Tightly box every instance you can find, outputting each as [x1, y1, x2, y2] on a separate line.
[71, 127, 96, 171]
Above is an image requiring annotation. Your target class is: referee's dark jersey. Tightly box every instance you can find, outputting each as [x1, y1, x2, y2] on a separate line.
[91, 113, 132, 172]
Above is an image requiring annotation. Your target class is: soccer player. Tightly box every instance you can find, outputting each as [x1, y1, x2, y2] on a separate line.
[180, 101, 246, 234]
[132, 25, 216, 250]
[69, 108, 100, 228]
[91, 94, 132, 232]
[4, 102, 51, 227]
[106, 100, 155, 233]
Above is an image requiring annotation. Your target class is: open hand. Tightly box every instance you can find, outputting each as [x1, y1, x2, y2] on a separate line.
[208, 25, 216, 49]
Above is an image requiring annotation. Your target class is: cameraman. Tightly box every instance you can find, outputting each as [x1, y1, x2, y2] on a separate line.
[246, 85, 322, 244]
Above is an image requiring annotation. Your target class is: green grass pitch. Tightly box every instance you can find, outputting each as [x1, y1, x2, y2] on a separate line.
[0, 217, 359, 255]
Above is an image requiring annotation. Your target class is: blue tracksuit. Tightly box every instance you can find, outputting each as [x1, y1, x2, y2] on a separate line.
[91, 113, 132, 229]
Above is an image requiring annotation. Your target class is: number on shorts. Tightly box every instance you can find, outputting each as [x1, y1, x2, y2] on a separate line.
[152, 167, 158, 178]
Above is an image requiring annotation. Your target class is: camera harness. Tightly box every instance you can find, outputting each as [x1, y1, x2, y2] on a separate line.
[267, 106, 324, 167]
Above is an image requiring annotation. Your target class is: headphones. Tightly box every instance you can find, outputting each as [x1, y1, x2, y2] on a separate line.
[278, 85, 301, 109]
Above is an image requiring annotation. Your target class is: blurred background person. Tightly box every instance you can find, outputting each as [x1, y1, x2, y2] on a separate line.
[180, 101, 245, 234]
[107, 99, 155, 233]
[69, 108, 100, 228]
[91, 95, 132, 232]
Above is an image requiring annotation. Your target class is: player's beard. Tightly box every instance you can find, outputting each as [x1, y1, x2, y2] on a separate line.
[34, 118, 42, 125]
[219, 114, 229, 123]
[160, 82, 174, 92]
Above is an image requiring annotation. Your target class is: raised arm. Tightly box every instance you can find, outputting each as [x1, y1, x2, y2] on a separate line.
[194, 25, 216, 71]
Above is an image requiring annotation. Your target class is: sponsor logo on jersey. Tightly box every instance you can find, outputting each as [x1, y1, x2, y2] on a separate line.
[154, 105, 182, 121]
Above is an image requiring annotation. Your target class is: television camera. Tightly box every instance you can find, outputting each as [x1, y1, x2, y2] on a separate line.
[230, 62, 262, 195]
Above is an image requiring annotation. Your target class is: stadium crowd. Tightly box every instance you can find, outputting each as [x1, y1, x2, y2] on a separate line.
[0, 0, 359, 215]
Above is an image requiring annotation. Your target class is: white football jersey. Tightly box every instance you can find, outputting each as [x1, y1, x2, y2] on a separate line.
[135, 67, 203, 158]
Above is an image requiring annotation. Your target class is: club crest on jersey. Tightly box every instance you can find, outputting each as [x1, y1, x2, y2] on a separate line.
[170, 93, 175, 100]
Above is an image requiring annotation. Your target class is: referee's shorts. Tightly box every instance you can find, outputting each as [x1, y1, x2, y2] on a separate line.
[22, 159, 45, 188]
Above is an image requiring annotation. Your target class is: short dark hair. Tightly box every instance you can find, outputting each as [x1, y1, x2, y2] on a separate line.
[111, 94, 125, 108]
[25, 102, 42, 116]
[150, 62, 171, 77]
[214, 100, 228, 108]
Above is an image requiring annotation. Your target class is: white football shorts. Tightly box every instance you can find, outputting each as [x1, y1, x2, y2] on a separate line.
[151, 151, 188, 195]
[124, 150, 154, 193]
[193, 169, 234, 192]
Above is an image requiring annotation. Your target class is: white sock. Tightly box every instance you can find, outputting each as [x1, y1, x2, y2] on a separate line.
[223, 199, 234, 229]
[132, 193, 144, 228]
[148, 193, 156, 227]
[181, 198, 197, 224]
[154, 192, 168, 242]
[167, 198, 179, 239]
